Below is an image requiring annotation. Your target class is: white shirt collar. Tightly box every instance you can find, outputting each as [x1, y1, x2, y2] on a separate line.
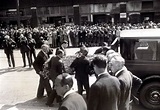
[115, 66, 126, 77]
[97, 69, 109, 77]
[63, 88, 75, 99]
[98, 72, 107, 77]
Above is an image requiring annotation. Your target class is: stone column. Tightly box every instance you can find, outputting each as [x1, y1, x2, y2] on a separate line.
[73, 5, 80, 25]
[90, 14, 93, 22]
[30, 7, 39, 28]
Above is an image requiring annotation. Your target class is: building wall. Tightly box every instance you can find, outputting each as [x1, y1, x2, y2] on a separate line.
[127, 1, 141, 12]
[0, 0, 127, 10]
[0, 0, 160, 25]
[154, 0, 160, 11]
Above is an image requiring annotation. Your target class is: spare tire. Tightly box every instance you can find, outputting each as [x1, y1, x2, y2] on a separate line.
[140, 82, 160, 110]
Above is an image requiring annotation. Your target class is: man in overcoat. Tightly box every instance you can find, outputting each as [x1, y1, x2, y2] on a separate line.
[108, 54, 142, 110]
[33, 44, 52, 98]
[70, 45, 91, 99]
[19, 34, 31, 67]
[46, 49, 65, 106]
[2, 35, 16, 68]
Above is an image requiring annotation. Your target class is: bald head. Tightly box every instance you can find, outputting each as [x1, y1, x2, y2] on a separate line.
[56, 73, 73, 88]
[55, 73, 73, 97]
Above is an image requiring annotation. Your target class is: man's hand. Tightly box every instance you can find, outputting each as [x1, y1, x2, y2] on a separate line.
[39, 71, 49, 79]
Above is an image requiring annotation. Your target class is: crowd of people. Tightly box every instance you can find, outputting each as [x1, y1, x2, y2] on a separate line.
[1, 21, 160, 49]
[31, 41, 142, 110]
[1, 21, 160, 68]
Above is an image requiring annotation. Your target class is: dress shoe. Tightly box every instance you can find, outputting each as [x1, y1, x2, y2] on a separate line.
[46, 103, 54, 107]
[37, 95, 46, 99]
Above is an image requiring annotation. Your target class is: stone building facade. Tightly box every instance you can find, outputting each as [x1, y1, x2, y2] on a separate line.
[0, 0, 160, 26]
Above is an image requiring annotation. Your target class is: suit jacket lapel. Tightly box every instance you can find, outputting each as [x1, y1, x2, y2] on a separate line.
[115, 69, 126, 78]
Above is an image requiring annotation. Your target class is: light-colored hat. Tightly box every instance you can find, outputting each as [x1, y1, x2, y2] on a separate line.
[4, 35, 10, 39]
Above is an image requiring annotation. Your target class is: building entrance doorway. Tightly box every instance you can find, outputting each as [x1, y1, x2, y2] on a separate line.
[93, 14, 111, 24]
[141, 12, 154, 22]
[47, 16, 66, 27]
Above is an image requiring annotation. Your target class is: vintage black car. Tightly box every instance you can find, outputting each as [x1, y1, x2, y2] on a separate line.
[120, 29, 160, 110]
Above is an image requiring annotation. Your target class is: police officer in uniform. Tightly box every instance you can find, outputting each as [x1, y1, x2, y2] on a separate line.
[19, 34, 31, 67]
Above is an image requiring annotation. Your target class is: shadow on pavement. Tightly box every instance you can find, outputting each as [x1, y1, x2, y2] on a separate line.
[0, 66, 34, 75]
[0, 97, 59, 110]
[0, 93, 147, 110]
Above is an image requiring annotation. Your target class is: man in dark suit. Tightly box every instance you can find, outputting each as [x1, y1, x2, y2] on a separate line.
[55, 73, 87, 110]
[88, 55, 121, 110]
[28, 33, 36, 65]
[70, 45, 90, 99]
[19, 34, 31, 67]
[46, 49, 65, 107]
[55, 40, 68, 56]
[108, 54, 142, 110]
[2, 35, 16, 68]
[33, 44, 52, 98]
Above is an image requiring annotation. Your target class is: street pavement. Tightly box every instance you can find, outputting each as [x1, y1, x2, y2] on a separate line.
[0, 47, 97, 110]
[0, 47, 148, 110]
